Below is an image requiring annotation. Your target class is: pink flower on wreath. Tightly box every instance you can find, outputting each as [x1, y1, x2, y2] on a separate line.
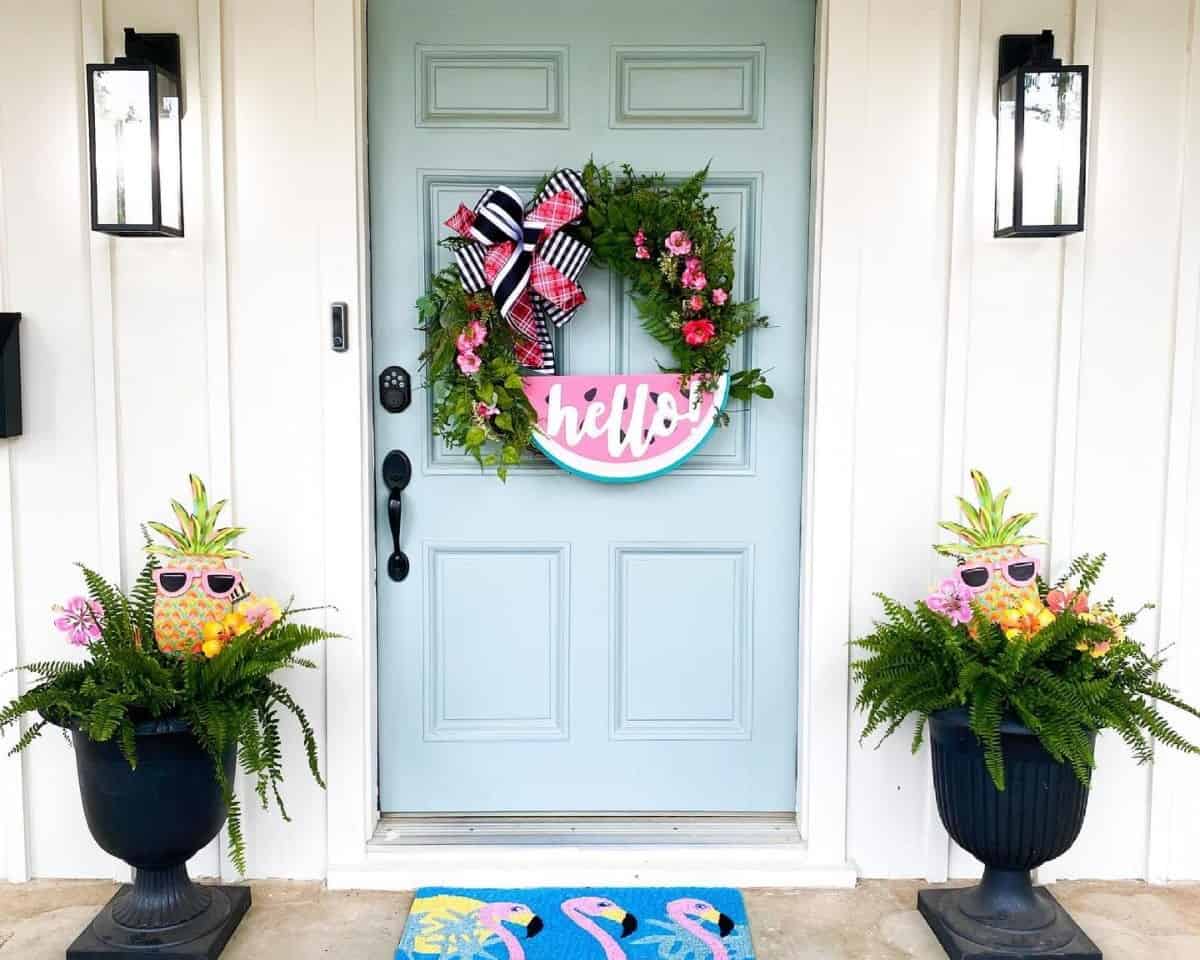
[680, 257, 707, 291]
[635, 246, 651, 260]
[665, 230, 693, 256]
[475, 401, 499, 419]
[1047, 589, 1089, 615]
[687, 294, 705, 312]
[925, 578, 974, 625]
[456, 333, 475, 354]
[682, 318, 716, 346]
[457, 351, 482, 375]
[633, 228, 646, 248]
[54, 596, 103, 647]
[465, 319, 488, 348]
[712, 288, 729, 306]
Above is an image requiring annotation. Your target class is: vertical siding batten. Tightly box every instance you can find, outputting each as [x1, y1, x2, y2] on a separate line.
[1038, 0, 1098, 886]
[195, 0, 240, 880]
[80, 0, 131, 885]
[926, 0, 982, 885]
[1148, 0, 1200, 884]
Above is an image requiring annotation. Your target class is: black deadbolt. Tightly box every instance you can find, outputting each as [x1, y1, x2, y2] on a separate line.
[379, 366, 412, 413]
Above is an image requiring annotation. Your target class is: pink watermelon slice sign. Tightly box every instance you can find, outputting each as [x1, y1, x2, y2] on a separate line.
[523, 373, 730, 482]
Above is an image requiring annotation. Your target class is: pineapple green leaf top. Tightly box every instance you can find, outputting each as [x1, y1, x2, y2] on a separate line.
[145, 474, 250, 560]
[934, 468, 1046, 558]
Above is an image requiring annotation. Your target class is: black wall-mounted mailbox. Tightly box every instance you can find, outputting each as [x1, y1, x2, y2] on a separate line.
[0, 313, 21, 438]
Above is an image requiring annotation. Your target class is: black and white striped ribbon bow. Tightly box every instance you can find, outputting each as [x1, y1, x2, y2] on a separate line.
[444, 170, 592, 372]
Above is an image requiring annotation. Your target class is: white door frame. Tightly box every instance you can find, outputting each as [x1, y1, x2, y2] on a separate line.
[315, 0, 866, 889]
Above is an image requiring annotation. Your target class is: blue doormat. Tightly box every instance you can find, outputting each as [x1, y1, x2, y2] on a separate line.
[397, 887, 755, 959]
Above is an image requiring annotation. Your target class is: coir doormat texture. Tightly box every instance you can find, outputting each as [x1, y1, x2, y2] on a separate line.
[396, 887, 755, 959]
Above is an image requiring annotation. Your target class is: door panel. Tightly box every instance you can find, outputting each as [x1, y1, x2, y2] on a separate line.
[369, 0, 815, 813]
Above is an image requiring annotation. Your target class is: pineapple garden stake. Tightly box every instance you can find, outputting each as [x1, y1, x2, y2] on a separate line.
[146, 475, 249, 654]
[934, 469, 1045, 616]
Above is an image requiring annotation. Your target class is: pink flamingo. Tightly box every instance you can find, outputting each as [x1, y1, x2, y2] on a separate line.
[561, 896, 639, 958]
[408, 894, 543, 960]
[666, 898, 735, 960]
[473, 902, 545, 960]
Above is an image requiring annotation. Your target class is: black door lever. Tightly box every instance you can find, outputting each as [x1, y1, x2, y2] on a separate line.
[382, 450, 412, 582]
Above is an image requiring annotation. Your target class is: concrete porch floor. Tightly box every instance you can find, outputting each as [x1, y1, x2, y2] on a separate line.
[3, 879, 1200, 958]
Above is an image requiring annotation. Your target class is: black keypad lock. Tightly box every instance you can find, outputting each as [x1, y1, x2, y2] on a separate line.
[379, 366, 412, 413]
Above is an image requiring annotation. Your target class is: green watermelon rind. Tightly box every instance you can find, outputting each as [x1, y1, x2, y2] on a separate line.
[530, 373, 731, 484]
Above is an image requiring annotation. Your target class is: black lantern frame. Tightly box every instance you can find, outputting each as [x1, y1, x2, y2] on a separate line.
[995, 30, 1089, 238]
[86, 29, 184, 238]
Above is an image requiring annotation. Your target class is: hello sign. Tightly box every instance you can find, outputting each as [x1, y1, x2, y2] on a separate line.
[523, 373, 729, 483]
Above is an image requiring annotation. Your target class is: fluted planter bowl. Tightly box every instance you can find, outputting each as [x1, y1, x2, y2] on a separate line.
[68, 718, 251, 957]
[917, 708, 1101, 959]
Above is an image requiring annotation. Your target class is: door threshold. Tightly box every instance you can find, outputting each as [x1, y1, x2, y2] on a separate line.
[372, 812, 801, 847]
[340, 829, 858, 890]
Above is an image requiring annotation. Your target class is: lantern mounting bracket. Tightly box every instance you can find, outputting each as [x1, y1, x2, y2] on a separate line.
[115, 28, 184, 114]
[998, 30, 1060, 79]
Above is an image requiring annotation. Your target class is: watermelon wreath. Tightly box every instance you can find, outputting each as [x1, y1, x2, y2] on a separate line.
[418, 161, 773, 480]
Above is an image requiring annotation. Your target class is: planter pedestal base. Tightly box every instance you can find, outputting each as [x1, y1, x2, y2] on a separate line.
[918, 885, 1100, 960]
[66, 884, 251, 959]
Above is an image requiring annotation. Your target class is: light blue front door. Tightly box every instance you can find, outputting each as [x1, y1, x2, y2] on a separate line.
[370, 0, 815, 813]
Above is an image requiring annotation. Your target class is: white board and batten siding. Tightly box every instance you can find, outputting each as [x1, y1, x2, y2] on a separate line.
[0, 0, 1198, 884]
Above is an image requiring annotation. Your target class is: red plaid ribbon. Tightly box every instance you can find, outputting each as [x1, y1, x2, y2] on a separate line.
[443, 171, 590, 371]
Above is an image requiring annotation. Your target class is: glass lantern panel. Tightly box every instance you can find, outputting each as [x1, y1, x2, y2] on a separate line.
[157, 70, 182, 232]
[1020, 70, 1084, 228]
[995, 74, 1017, 233]
[92, 69, 154, 226]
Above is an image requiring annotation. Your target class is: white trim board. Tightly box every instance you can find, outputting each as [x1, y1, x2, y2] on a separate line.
[332, 843, 857, 891]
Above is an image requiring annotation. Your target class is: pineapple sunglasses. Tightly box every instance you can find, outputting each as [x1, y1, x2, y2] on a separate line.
[153, 567, 244, 600]
[955, 556, 1040, 592]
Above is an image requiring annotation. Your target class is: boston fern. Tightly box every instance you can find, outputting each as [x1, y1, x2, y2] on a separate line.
[854, 552, 1200, 790]
[0, 556, 332, 874]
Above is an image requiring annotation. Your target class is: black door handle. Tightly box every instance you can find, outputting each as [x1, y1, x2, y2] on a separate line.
[383, 450, 412, 582]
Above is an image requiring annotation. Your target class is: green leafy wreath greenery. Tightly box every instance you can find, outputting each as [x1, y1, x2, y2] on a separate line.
[418, 162, 773, 480]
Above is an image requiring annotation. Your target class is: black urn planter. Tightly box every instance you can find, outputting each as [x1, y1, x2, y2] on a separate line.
[65, 718, 251, 959]
[918, 708, 1101, 960]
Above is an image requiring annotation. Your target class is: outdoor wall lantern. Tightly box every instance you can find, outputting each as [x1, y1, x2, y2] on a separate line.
[86, 29, 184, 237]
[995, 30, 1089, 238]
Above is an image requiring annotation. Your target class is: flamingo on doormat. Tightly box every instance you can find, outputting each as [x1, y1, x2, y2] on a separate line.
[406, 894, 544, 959]
[665, 898, 736, 960]
[561, 895, 639, 958]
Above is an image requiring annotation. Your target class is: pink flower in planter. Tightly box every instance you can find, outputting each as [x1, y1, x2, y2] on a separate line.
[633, 228, 646, 248]
[457, 351, 482, 375]
[54, 596, 103, 647]
[475, 401, 499, 419]
[688, 294, 705, 312]
[925, 578, 974, 625]
[712, 288, 729, 306]
[1047, 589, 1089, 614]
[635, 246, 651, 260]
[665, 230, 693, 256]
